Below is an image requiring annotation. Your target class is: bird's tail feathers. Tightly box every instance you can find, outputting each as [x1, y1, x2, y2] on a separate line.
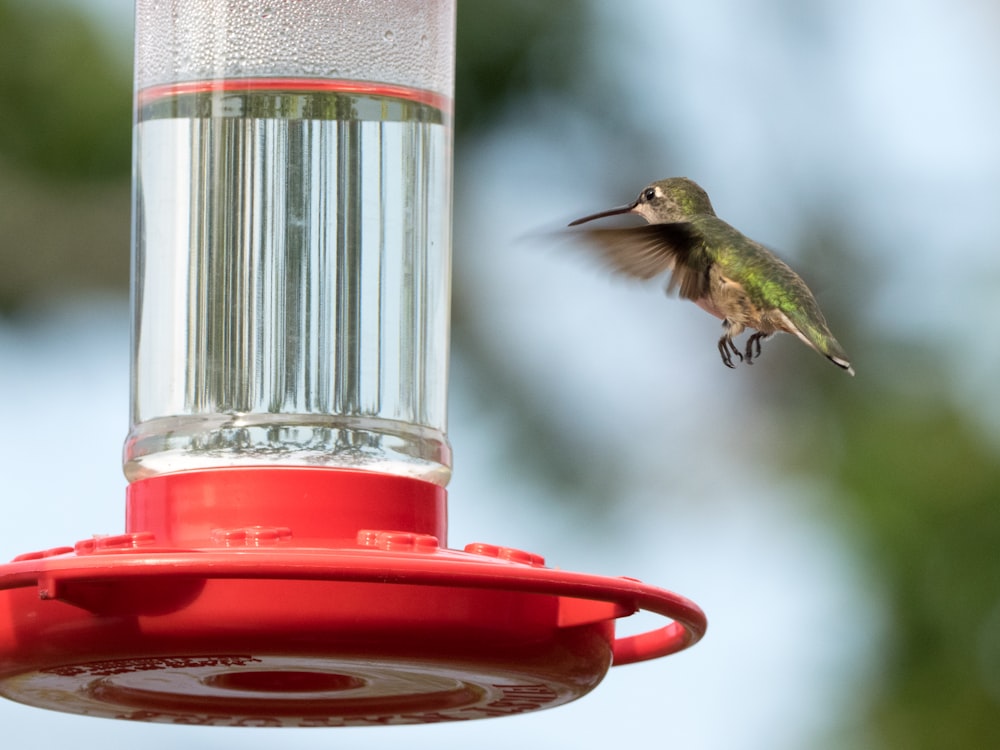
[826, 353, 855, 376]
[781, 312, 854, 376]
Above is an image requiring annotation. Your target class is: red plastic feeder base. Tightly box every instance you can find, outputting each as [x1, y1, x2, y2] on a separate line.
[0, 469, 705, 726]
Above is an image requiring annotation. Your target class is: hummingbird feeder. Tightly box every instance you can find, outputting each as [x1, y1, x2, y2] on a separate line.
[0, 0, 705, 726]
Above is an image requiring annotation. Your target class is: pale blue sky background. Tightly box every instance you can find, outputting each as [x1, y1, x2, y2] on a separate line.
[5, 0, 1000, 746]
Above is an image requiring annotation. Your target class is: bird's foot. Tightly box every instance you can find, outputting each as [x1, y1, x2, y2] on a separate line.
[718, 336, 743, 369]
[745, 332, 769, 364]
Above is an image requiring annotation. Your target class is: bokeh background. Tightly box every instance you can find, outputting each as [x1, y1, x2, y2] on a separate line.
[3, 0, 1000, 747]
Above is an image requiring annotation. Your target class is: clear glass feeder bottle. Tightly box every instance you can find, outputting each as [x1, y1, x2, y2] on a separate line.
[125, 0, 454, 486]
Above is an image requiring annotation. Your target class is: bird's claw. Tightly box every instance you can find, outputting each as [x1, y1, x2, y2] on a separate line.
[718, 336, 743, 369]
[719, 332, 769, 369]
[745, 332, 766, 364]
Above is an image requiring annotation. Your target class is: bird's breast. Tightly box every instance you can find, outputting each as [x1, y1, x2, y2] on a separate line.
[703, 270, 765, 326]
[694, 296, 727, 321]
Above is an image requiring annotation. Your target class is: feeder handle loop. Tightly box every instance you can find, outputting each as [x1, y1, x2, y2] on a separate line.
[451, 571, 706, 667]
[609, 584, 707, 666]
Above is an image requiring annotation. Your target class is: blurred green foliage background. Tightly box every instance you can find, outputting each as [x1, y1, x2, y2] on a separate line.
[0, 1, 130, 309]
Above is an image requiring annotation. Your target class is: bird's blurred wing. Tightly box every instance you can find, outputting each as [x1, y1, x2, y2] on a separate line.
[571, 223, 708, 300]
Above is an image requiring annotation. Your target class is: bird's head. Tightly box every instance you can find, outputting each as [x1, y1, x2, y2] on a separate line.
[569, 177, 715, 226]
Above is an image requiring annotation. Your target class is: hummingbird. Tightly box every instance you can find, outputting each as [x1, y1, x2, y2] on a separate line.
[568, 177, 854, 375]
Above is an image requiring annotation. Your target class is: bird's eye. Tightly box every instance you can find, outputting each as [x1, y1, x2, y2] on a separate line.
[643, 188, 657, 201]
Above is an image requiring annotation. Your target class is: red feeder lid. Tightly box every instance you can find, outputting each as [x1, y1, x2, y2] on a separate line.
[0, 468, 705, 726]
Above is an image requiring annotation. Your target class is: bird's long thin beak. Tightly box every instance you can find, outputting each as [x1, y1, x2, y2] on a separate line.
[567, 200, 638, 226]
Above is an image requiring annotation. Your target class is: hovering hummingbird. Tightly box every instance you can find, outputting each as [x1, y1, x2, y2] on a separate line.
[568, 177, 854, 375]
